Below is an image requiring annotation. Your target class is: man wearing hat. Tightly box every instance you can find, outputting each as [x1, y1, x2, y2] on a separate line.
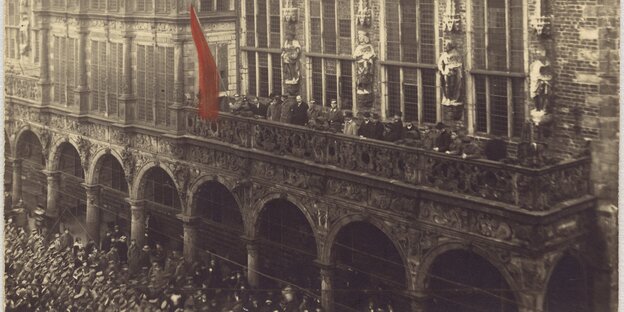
[343, 111, 359, 136]
[280, 95, 294, 123]
[433, 122, 452, 152]
[115, 235, 128, 265]
[371, 113, 385, 140]
[127, 239, 141, 276]
[60, 228, 73, 251]
[357, 112, 374, 139]
[327, 99, 344, 132]
[384, 111, 405, 142]
[139, 245, 151, 271]
[101, 230, 113, 253]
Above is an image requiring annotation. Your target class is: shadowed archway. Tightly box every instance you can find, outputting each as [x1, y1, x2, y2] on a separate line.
[545, 254, 591, 312]
[95, 154, 130, 239]
[56, 142, 87, 237]
[15, 130, 47, 210]
[141, 167, 183, 251]
[331, 221, 409, 311]
[425, 250, 518, 312]
[256, 198, 318, 291]
[193, 180, 246, 265]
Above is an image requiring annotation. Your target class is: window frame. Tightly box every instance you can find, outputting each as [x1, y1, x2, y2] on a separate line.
[468, 0, 528, 138]
[380, 0, 440, 123]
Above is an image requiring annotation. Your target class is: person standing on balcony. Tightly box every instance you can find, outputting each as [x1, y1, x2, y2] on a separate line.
[290, 95, 309, 126]
[371, 113, 385, 140]
[327, 99, 344, 132]
[250, 96, 268, 118]
[280, 95, 294, 123]
[384, 111, 405, 142]
[266, 93, 283, 122]
[358, 112, 374, 138]
[343, 111, 358, 136]
[433, 122, 452, 153]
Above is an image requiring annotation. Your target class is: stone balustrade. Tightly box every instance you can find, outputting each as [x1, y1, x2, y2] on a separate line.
[186, 111, 592, 212]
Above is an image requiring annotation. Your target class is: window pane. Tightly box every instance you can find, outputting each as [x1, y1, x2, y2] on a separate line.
[510, 0, 524, 72]
[258, 53, 269, 97]
[245, 0, 255, 46]
[512, 78, 525, 137]
[247, 52, 256, 95]
[311, 57, 323, 103]
[322, 1, 337, 54]
[310, 0, 322, 53]
[387, 66, 401, 117]
[271, 53, 282, 95]
[490, 76, 508, 136]
[472, 0, 486, 69]
[217, 0, 230, 11]
[422, 69, 437, 123]
[400, 0, 417, 63]
[339, 61, 353, 110]
[475, 75, 487, 132]
[256, 0, 268, 48]
[270, 0, 281, 48]
[420, 0, 436, 64]
[487, 0, 507, 71]
[386, 1, 400, 61]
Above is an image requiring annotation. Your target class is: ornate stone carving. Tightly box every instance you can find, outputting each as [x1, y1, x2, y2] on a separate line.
[442, 0, 461, 33]
[5, 75, 41, 101]
[282, 0, 298, 23]
[131, 133, 159, 153]
[171, 162, 191, 203]
[120, 146, 135, 185]
[38, 130, 51, 155]
[282, 33, 302, 85]
[353, 31, 376, 96]
[326, 179, 367, 202]
[76, 136, 92, 171]
[420, 200, 467, 230]
[507, 253, 557, 293]
[473, 213, 513, 241]
[438, 40, 463, 106]
[355, 0, 371, 26]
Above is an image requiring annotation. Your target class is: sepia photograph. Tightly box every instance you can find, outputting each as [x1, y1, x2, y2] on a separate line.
[1, 0, 620, 311]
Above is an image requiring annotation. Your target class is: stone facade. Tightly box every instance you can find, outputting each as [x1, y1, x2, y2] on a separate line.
[3, 0, 619, 310]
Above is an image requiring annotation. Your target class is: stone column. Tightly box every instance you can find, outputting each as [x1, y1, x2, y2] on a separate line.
[411, 290, 428, 312]
[83, 184, 101, 243]
[44, 170, 61, 232]
[319, 264, 335, 312]
[246, 240, 260, 288]
[75, 27, 90, 113]
[11, 158, 22, 206]
[118, 32, 135, 123]
[128, 199, 146, 247]
[517, 291, 546, 312]
[170, 37, 187, 133]
[177, 214, 199, 263]
[38, 23, 52, 104]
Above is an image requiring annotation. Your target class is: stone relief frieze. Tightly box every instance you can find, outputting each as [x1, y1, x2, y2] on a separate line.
[131, 133, 159, 153]
[419, 200, 468, 231]
[326, 178, 367, 203]
[187, 146, 215, 165]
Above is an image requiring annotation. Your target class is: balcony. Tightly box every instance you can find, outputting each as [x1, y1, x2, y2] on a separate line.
[186, 111, 592, 212]
[4, 74, 41, 103]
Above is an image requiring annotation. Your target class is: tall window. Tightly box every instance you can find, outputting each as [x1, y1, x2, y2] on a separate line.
[137, 44, 174, 126]
[472, 0, 524, 137]
[53, 36, 78, 105]
[5, 0, 19, 60]
[384, 0, 437, 123]
[136, 0, 152, 12]
[308, 0, 353, 109]
[244, 0, 282, 97]
[91, 41, 122, 117]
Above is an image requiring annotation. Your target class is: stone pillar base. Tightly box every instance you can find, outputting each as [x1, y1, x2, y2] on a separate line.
[442, 104, 465, 130]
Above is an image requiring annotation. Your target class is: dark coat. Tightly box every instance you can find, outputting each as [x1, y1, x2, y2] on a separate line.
[435, 130, 453, 152]
[127, 244, 141, 275]
[290, 101, 310, 126]
[484, 138, 507, 161]
[251, 102, 268, 117]
[100, 234, 112, 252]
[384, 121, 405, 142]
[357, 121, 376, 139]
[115, 240, 128, 264]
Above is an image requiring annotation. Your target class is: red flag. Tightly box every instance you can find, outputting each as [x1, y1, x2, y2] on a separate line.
[190, 5, 220, 120]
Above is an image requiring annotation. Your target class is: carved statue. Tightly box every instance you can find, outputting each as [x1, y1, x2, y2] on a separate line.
[282, 33, 301, 85]
[530, 60, 552, 112]
[353, 31, 376, 95]
[19, 0, 30, 56]
[438, 40, 463, 105]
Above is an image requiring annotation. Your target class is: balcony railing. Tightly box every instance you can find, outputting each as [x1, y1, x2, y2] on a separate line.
[186, 112, 592, 212]
[5, 74, 41, 102]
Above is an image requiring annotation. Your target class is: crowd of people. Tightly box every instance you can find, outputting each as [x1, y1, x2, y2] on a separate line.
[221, 94, 490, 160]
[4, 219, 326, 312]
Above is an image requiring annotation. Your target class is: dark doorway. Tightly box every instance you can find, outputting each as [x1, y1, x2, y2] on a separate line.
[545, 255, 591, 312]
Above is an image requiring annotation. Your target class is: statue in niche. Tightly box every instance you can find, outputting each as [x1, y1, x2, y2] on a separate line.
[353, 31, 376, 95]
[438, 40, 463, 105]
[282, 33, 301, 85]
[529, 59, 553, 126]
[19, 0, 30, 56]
